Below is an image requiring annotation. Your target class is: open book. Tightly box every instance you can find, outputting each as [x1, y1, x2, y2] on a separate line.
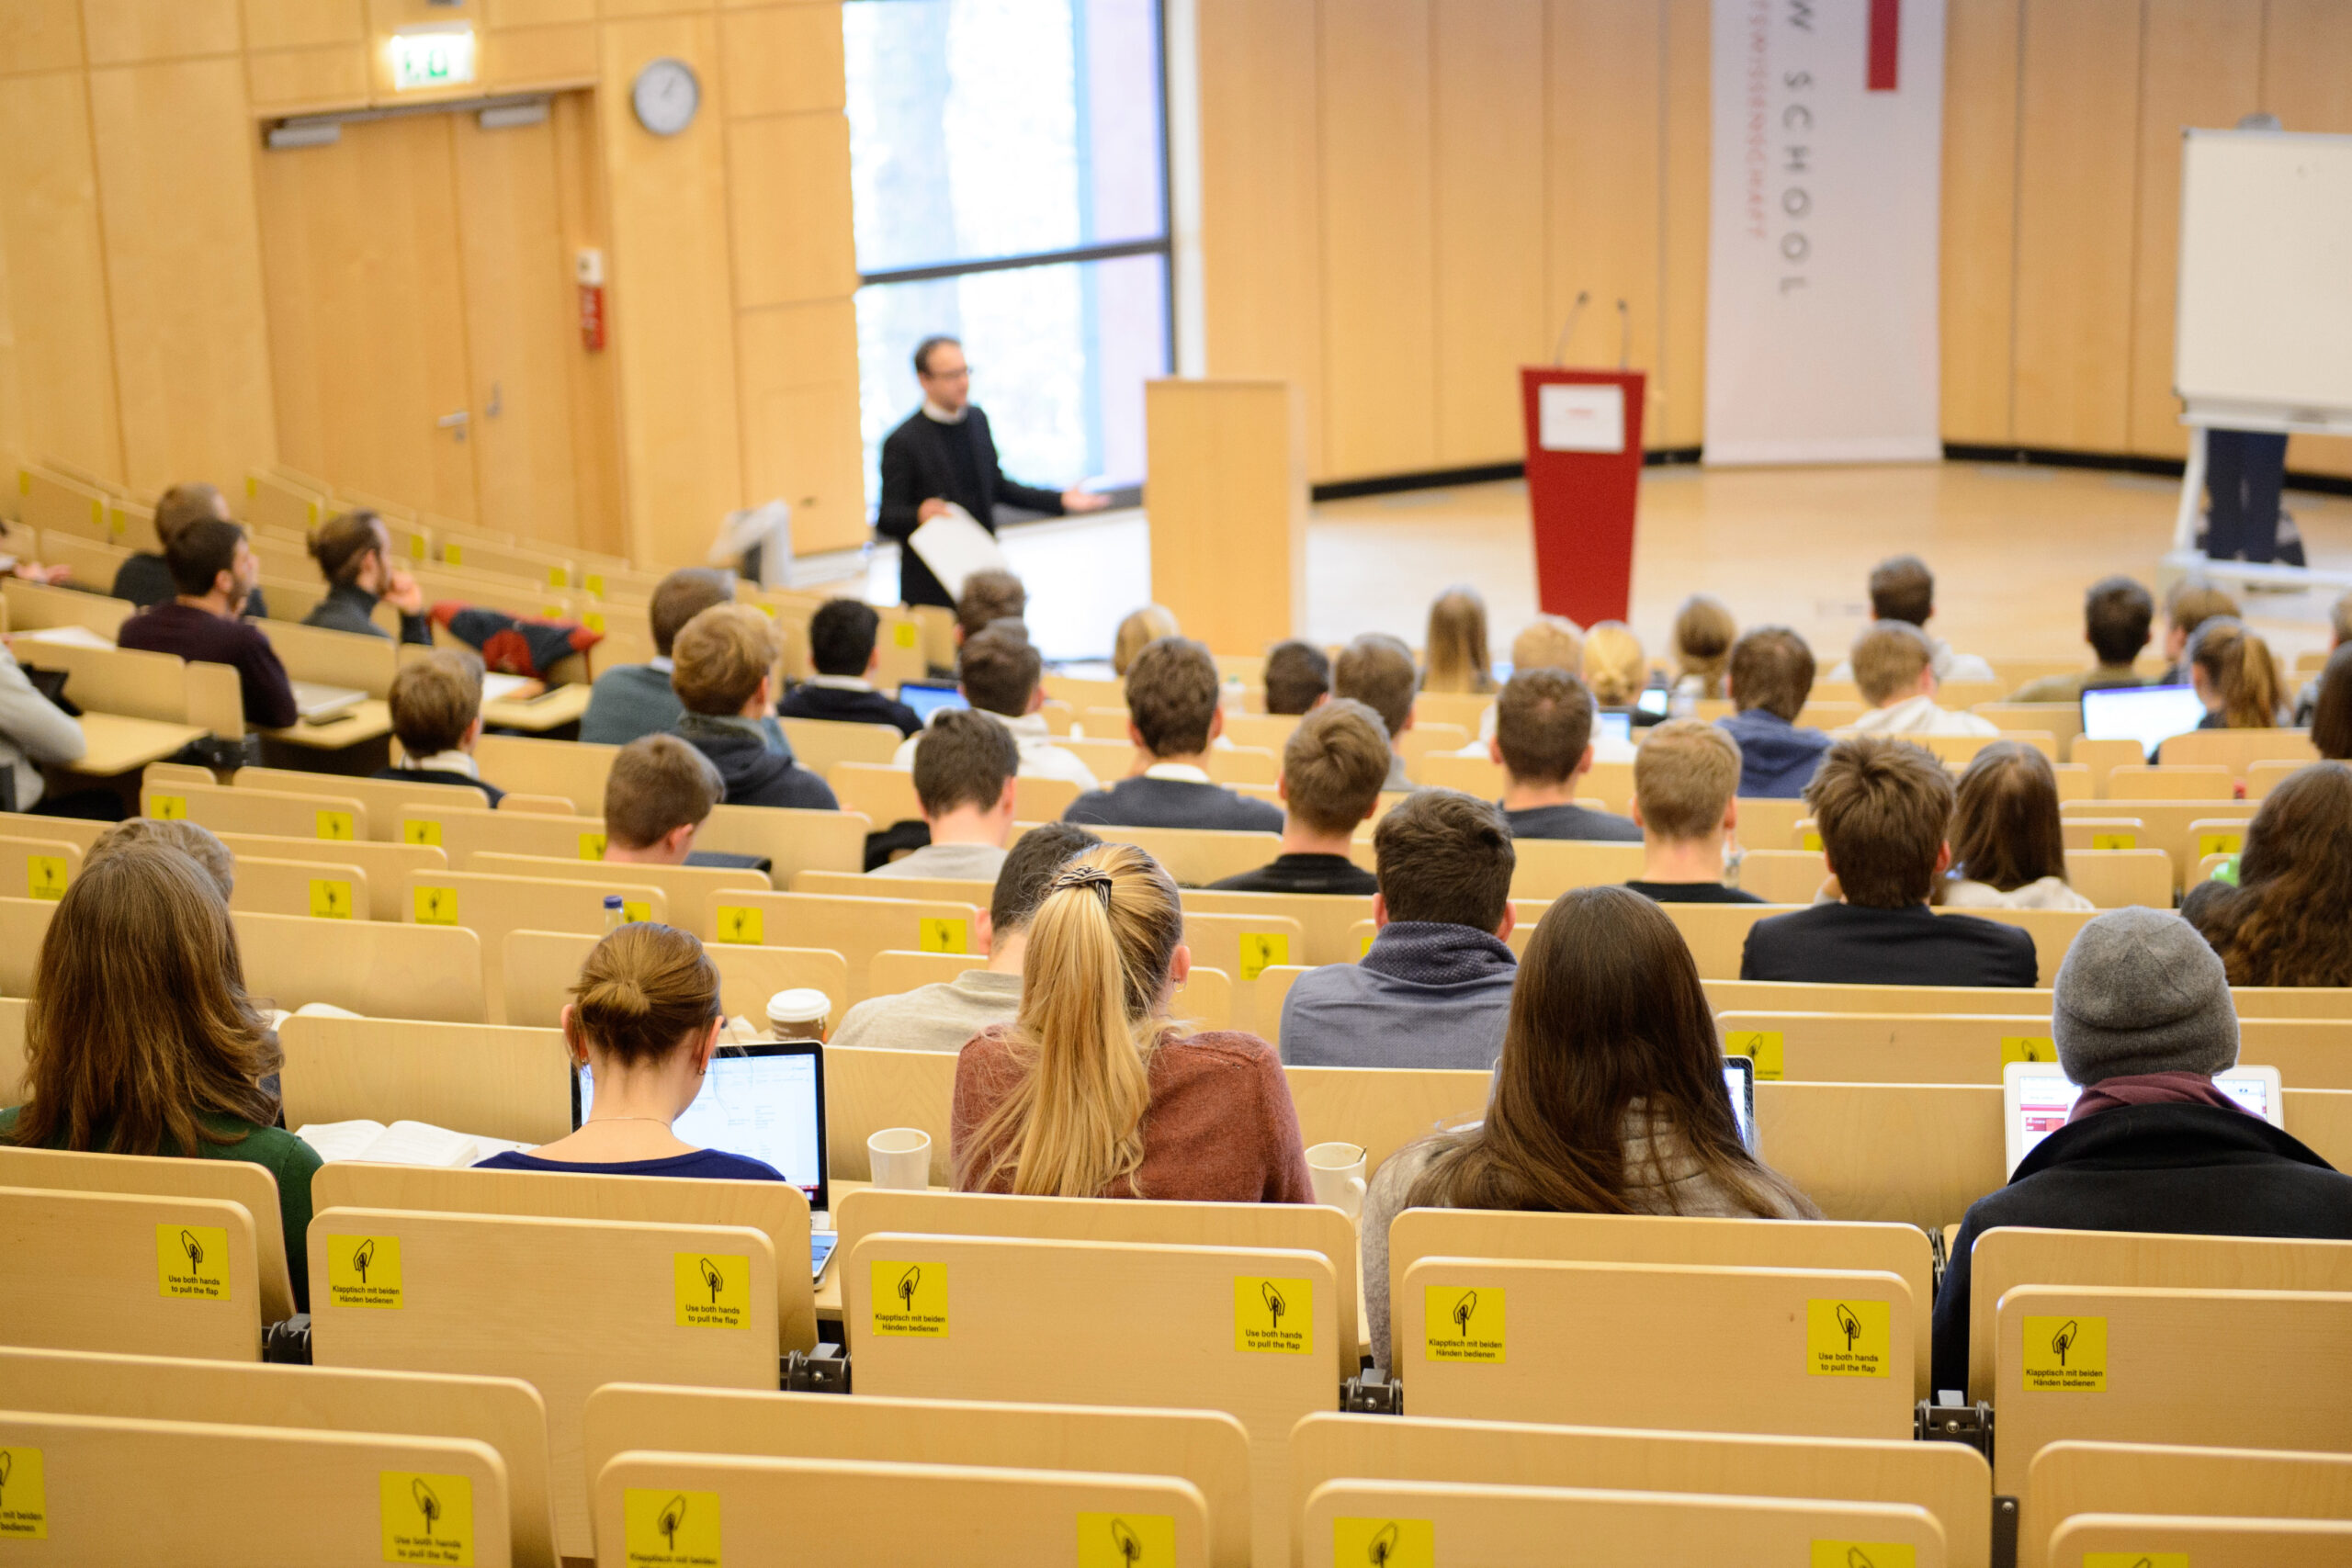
[295, 1119, 532, 1168]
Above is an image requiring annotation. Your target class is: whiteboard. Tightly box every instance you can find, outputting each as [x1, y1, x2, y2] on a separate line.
[2176, 129, 2352, 427]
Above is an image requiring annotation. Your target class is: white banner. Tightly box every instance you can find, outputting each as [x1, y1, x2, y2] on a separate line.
[1702, 0, 1945, 464]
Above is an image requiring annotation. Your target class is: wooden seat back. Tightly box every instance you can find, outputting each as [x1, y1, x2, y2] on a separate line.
[2063, 799, 2255, 889]
[229, 853, 372, 920]
[240, 763, 489, 832]
[1064, 821, 1284, 886]
[0, 1185, 260, 1359]
[151, 778, 369, 842]
[1660, 901, 1805, 979]
[1282, 1063, 1488, 1175]
[216, 830, 445, 920]
[1178, 888, 1371, 968]
[234, 908, 486, 1021]
[707, 889, 981, 998]
[2157, 727, 2319, 775]
[696, 801, 869, 886]
[0, 832, 77, 903]
[472, 733, 618, 812]
[2047, 1514, 2352, 1566]
[1757, 1081, 2005, 1231]
[794, 867, 994, 908]
[778, 715, 904, 773]
[279, 1014, 572, 1145]
[502, 928, 848, 1029]
[0, 895, 54, 993]
[1178, 910, 1306, 1034]
[1502, 838, 1646, 901]
[2025, 1440, 2352, 1568]
[393, 804, 608, 866]
[1706, 978, 2058, 1014]
[401, 870, 667, 1022]
[822, 1043, 959, 1185]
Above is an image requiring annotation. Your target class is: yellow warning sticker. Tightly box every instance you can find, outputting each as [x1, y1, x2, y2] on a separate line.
[1333, 1518, 1433, 1568]
[1802, 830, 1825, 852]
[2198, 831, 2244, 858]
[1810, 1543, 1915, 1568]
[157, 1223, 231, 1301]
[2022, 1313, 2107, 1392]
[893, 620, 919, 649]
[403, 818, 443, 846]
[623, 1487, 721, 1567]
[1360, 935, 1374, 957]
[2089, 832, 2136, 850]
[309, 879, 354, 919]
[674, 1252, 751, 1329]
[548, 565, 567, 587]
[380, 1471, 473, 1565]
[444, 543, 464, 566]
[327, 1234, 403, 1309]
[2083, 1556, 2186, 1568]
[0, 1446, 47, 1540]
[716, 906, 763, 945]
[869, 1259, 948, 1337]
[585, 611, 606, 634]
[579, 831, 608, 861]
[316, 809, 356, 841]
[1724, 1030, 1784, 1080]
[1235, 1274, 1313, 1354]
[2000, 1035, 2056, 1065]
[1806, 1298, 1891, 1378]
[408, 534, 426, 560]
[414, 885, 459, 925]
[1423, 1284, 1505, 1362]
[918, 916, 969, 953]
[585, 574, 605, 598]
[541, 604, 564, 619]
[622, 899, 651, 923]
[149, 794, 187, 819]
[1080, 1513, 1176, 1567]
[107, 506, 126, 536]
[26, 855, 67, 900]
[1238, 931, 1289, 981]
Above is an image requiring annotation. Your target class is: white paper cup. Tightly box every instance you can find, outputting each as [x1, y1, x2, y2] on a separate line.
[1306, 1139, 1367, 1220]
[867, 1126, 933, 1190]
[765, 987, 831, 1042]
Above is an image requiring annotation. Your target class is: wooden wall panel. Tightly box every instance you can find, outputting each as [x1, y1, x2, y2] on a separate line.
[738, 302, 865, 552]
[1431, 0, 1545, 467]
[549, 90, 626, 558]
[1193, 0, 1324, 474]
[727, 111, 858, 309]
[243, 0, 366, 51]
[2265, 0, 2352, 479]
[82, 0, 241, 66]
[245, 44, 371, 114]
[0, 68, 122, 479]
[0, 0, 85, 74]
[720, 4, 845, 118]
[484, 22, 600, 90]
[484, 0, 594, 24]
[2010, 0, 2143, 452]
[1939, 0, 2020, 444]
[1318, 0, 1435, 478]
[88, 56, 277, 493]
[1657, 0, 1709, 449]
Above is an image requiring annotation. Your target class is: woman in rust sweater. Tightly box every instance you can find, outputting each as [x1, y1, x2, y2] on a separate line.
[951, 842, 1314, 1202]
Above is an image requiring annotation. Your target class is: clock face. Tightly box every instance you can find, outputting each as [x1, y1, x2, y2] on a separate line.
[632, 58, 700, 137]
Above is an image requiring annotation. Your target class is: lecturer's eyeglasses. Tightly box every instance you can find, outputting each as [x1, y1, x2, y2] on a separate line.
[925, 365, 971, 381]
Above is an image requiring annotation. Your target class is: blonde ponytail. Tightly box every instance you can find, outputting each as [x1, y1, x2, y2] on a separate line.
[956, 844, 1185, 1197]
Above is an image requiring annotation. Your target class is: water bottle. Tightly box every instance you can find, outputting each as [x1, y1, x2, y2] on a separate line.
[603, 894, 626, 933]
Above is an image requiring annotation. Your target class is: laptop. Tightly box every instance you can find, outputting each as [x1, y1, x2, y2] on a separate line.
[1596, 711, 1634, 745]
[1723, 1055, 1758, 1156]
[289, 680, 367, 725]
[2080, 682, 2208, 761]
[2002, 1059, 2283, 1176]
[572, 1040, 838, 1280]
[896, 679, 967, 722]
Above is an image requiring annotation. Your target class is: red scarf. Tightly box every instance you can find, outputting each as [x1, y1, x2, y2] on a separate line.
[2065, 1071, 2252, 1125]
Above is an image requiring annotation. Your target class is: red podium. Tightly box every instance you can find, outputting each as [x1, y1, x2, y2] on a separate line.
[1519, 367, 1645, 626]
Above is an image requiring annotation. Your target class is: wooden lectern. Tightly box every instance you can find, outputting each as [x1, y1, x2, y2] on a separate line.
[1520, 367, 1645, 626]
[1144, 379, 1307, 654]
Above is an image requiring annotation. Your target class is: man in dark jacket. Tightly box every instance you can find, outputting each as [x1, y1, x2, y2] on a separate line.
[1713, 626, 1831, 798]
[111, 482, 269, 620]
[117, 519, 299, 728]
[1211, 700, 1386, 895]
[778, 597, 921, 737]
[1489, 668, 1642, 842]
[1740, 736, 2037, 987]
[1932, 907, 2352, 1398]
[874, 335, 1106, 608]
[666, 603, 837, 812]
[1064, 636, 1283, 834]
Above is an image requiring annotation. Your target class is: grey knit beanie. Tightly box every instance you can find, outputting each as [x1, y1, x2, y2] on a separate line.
[2052, 906, 2239, 1083]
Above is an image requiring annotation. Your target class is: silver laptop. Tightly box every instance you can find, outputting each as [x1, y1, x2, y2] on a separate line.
[290, 680, 367, 725]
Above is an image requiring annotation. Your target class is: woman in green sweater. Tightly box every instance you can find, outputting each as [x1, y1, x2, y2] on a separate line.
[1, 840, 320, 1307]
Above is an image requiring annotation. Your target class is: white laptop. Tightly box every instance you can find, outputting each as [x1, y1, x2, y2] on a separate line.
[2079, 682, 2209, 761]
[573, 1039, 837, 1280]
[2002, 1059, 2283, 1176]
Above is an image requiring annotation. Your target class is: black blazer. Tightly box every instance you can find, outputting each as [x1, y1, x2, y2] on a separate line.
[1738, 901, 2039, 987]
[875, 405, 1062, 607]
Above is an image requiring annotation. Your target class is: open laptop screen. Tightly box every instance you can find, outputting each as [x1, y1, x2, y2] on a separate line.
[2080, 683, 2207, 761]
[897, 681, 967, 722]
[573, 1041, 828, 1212]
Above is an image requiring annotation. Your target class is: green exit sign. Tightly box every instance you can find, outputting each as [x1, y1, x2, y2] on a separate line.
[390, 28, 476, 91]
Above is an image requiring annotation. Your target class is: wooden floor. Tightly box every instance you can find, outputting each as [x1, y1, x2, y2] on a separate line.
[861, 462, 2351, 669]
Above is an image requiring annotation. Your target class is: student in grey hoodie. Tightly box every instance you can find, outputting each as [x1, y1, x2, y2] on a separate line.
[1278, 788, 1519, 1071]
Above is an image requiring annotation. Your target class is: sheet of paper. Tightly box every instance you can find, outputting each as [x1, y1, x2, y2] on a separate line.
[480, 672, 534, 704]
[906, 503, 1011, 603]
[293, 1120, 390, 1162]
[11, 624, 116, 649]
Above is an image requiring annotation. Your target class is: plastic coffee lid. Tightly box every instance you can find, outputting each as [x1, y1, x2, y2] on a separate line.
[766, 987, 831, 1024]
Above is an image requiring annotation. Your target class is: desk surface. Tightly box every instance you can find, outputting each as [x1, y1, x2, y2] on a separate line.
[68, 711, 208, 774]
[482, 682, 591, 733]
[264, 698, 393, 751]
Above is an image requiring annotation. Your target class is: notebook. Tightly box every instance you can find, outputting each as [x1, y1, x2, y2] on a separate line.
[573, 1040, 837, 1280]
[289, 680, 367, 725]
[2003, 1059, 2283, 1175]
[2080, 682, 2209, 761]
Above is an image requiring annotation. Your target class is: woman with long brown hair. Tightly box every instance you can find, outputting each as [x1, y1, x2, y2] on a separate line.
[2309, 643, 2352, 761]
[0, 841, 321, 1303]
[1939, 741, 2094, 910]
[952, 841, 1313, 1201]
[1421, 586, 1497, 694]
[1358, 886, 1817, 1365]
[2183, 761, 2352, 987]
[2186, 618, 2285, 730]
[1670, 594, 1737, 702]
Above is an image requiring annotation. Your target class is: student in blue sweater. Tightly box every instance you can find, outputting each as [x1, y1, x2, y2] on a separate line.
[579, 569, 736, 746]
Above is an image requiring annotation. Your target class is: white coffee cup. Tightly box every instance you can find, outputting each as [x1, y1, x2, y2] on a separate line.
[765, 987, 831, 1042]
[868, 1126, 933, 1190]
[1306, 1140, 1367, 1220]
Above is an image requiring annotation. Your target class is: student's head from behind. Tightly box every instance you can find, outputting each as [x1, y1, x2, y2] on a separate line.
[2197, 761, 2352, 987]
[2312, 644, 2352, 761]
[1671, 595, 1737, 698]
[1510, 615, 1584, 677]
[1492, 667, 1595, 787]
[564, 923, 724, 1095]
[1850, 620, 1935, 707]
[10, 843, 278, 1157]
[605, 734, 726, 861]
[1632, 719, 1742, 846]
[671, 603, 779, 717]
[164, 518, 254, 608]
[153, 482, 231, 548]
[2163, 577, 2239, 659]
[388, 649, 485, 761]
[1114, 604, 1181, 676]
[1726, 626, 1815, 721]
[987, 820, 1104, 945]
[2084, 575, 2154, 667]
[914, 707, 1020, 827]
[1261, 639, 1330, 716]
[2333, 590, 2352, 650]
[1867, 555, 1936, 626]
[1421, 586, 1492, 694]
[956, 842, 1191, 1197]
[1373, 788, 1514, 937]
[1581, 621, 1645, 707]
[1334, 633, 1416, 742]
[85, 817, 234, 898]
[1804, 735, 1954, 909]
[956, 623, 1043, 718]
[1948, 741, 2067, 894]
[1124, 636, 1223, 760]
[649, 569, 737, 660]
[2052, 906, 2238, 1087]
[2186, 618, 2281, 728]
[1407, 886, 1806, 1218]
[808, 597, 881, 679]
[956, 569, 1027, 640]
[308, 509, 397, 593]
[1280, 699, 1391, 839]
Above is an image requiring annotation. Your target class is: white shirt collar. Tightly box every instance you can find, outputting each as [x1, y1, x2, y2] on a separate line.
[399, 750, 480, 779]
[805, 674, 875, 692]
[922, 400, 969, 424]
[1142, 762, 1212, 784]
[650, 655, 673, 674]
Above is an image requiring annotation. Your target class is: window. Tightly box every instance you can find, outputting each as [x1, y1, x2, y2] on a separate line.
[844, 0, 1170, 503]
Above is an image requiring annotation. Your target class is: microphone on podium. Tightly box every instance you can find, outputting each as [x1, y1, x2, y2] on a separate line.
[1616, 299, 1631, 369]
[1550, 290, 1590, 366]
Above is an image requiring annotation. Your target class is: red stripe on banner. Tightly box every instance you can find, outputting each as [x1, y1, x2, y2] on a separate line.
[1868, 0, 1900, 90]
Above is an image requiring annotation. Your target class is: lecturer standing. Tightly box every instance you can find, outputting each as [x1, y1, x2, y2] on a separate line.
[876, 334, 1107, 608]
